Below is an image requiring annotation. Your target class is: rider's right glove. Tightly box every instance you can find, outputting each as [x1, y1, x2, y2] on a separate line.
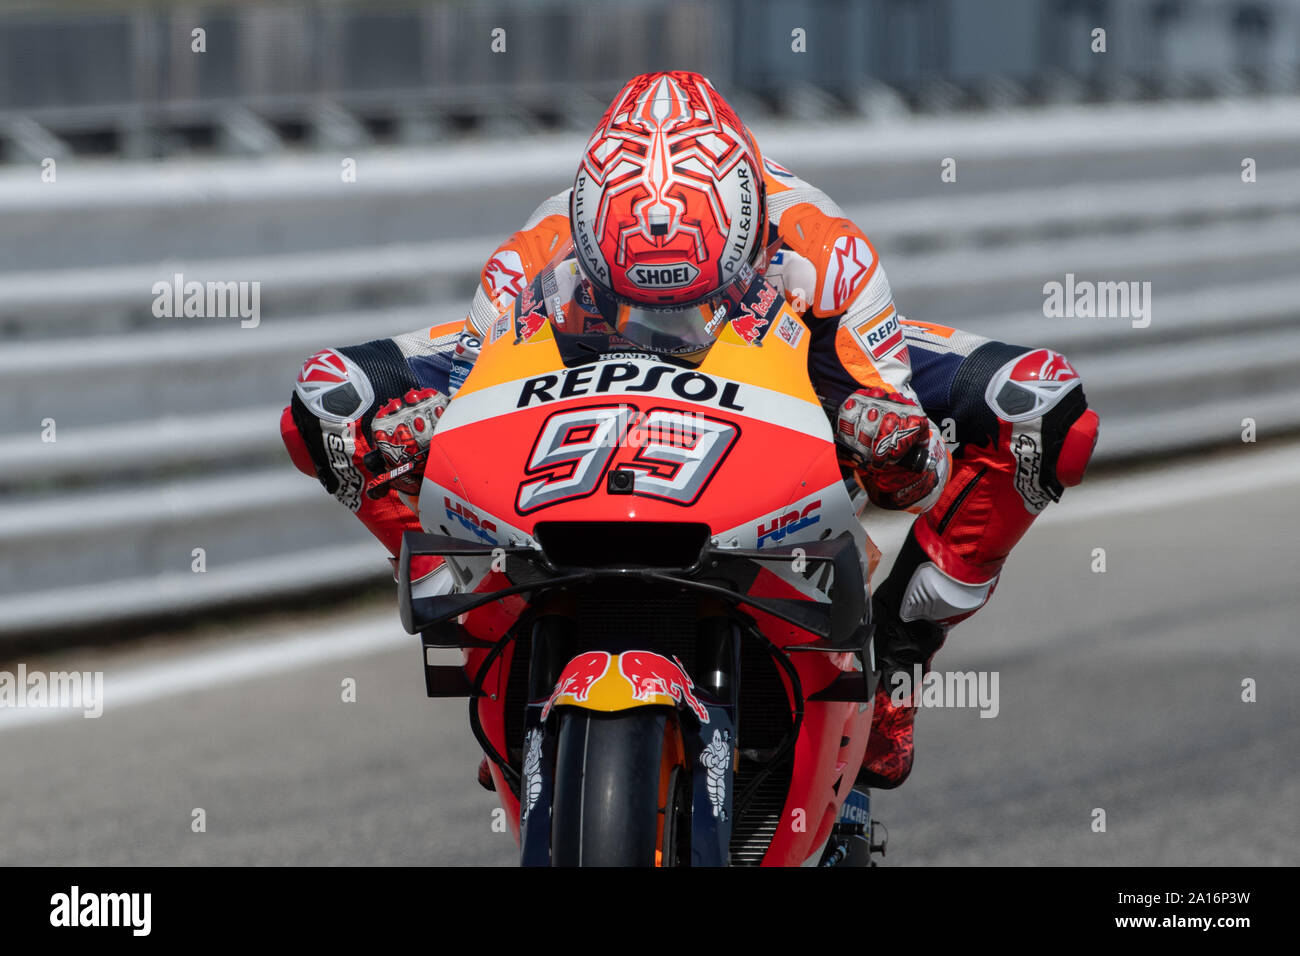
[366, 387, 448, 498]
[836, 387, 948, 512]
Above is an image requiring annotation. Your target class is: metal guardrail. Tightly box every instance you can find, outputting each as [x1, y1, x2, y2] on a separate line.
[1, 101, 1298, 637]
[2, 0, 1300, 163]
[8, 169, 1300, 320]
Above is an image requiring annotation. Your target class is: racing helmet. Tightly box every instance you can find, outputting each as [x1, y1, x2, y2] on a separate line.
[570, 71, 769, 355]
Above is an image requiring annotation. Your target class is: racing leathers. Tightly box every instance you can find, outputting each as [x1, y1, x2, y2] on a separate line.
[281, 159, 1100, 789]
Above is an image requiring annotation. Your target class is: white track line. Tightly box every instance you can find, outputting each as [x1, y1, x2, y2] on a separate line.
[1041, 441, 1300, 526]
[1, 443, 1296, 731]
[0, 618, 409, 732]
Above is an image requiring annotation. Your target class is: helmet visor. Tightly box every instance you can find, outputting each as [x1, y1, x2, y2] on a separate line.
[612, 299, 727, 355]
[600, 256, 769, 356]
[521, 238, 776, 356]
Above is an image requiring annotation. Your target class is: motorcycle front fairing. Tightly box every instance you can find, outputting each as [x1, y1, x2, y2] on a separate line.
[407, 246, 878, 864]
[422, 251, 868, 589]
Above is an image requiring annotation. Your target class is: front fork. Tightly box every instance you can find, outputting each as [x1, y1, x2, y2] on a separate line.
[517, 599, 741, 866]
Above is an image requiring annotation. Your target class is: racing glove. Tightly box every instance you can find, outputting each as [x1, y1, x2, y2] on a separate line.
[837, 387, 947, 511]
[366, 387, 448, 498]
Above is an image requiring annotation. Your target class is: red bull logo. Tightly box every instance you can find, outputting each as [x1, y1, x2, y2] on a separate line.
[729, 280, 780, 344]
[541, 651, 611, 720]
[517, 304, 549, 341]
[731, 307, 769, 345]
[752, 283, 779, 315]
[618, 651, 710, 723]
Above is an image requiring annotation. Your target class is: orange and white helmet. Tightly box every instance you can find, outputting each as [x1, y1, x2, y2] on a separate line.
[571, 71, 768, 353]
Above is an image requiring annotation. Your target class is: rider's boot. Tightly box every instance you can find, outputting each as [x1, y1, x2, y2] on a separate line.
[857, 609, 947, 790]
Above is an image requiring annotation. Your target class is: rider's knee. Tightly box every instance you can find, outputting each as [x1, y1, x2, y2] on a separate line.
[280, 404, 317, 478]
[951, 343, 1099, 509]
[285, 347, 378, 509]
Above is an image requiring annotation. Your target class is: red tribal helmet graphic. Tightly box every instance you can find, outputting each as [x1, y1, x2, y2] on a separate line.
[570, 72, 768, 344]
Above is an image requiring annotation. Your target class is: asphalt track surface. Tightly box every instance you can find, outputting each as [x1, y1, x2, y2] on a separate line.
[2, 444, 1296, 866]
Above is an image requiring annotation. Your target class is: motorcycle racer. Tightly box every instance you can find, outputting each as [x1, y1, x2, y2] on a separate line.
[281, 71, 1099, 793]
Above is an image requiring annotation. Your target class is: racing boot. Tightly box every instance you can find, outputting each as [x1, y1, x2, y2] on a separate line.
[858, 612, 947, 789]
[857, 532, 952, 790]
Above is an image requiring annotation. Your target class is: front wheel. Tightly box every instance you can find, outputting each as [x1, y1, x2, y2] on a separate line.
[551, 709, 688, 866]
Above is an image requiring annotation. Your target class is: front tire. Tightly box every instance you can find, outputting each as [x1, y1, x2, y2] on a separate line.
[551, 709, 683, 866]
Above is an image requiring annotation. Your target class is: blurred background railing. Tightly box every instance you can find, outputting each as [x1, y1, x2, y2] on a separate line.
[1, 0, 1297, 639]
[2, 0, 1300, 161]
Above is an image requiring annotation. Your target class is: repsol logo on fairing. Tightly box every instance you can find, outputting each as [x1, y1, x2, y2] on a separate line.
[517, 363, 745, 411]
[628, 261, 699, 289]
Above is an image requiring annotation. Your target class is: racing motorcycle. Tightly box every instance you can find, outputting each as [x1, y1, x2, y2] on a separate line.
[396, 245, 889, 865]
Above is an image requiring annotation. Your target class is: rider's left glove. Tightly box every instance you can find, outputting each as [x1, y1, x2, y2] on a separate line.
[837, 387, 948, 512]
[366, 387, 448, 498]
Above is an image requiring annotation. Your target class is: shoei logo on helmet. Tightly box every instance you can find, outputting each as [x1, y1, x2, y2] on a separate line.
[628, 261, 700, 290]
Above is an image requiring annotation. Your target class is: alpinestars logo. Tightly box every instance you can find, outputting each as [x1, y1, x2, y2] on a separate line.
[294, 349, 374, 424]
[297, 349, 347, 387]
[324, 430, 363, 513]
[987, 349, 1082, 422]
[875, 422, 923, 459]
[1012, 433, 1051, 513]
[820, 235, 872, 313]
[484, 250, 526, 308]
